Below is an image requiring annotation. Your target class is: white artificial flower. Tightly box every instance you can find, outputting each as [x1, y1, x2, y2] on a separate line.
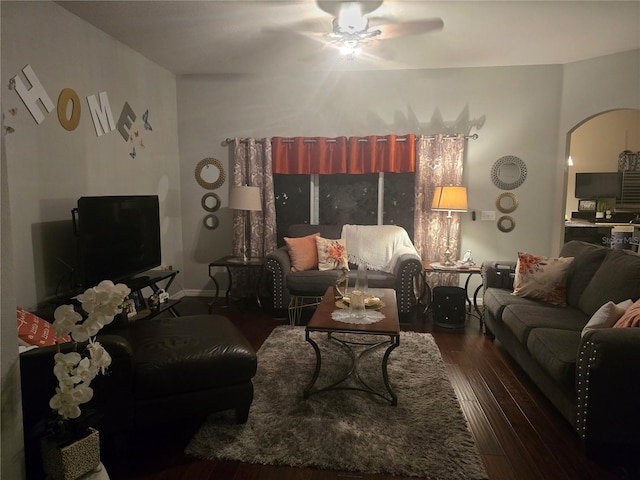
[75, 357, 98, 383]
[82, 316, 105, 336]
[49, 388, 82, 419]
[53, 352, 82, 381]
[49, 279, 124, 423]
[70, 384, 94, 405]
[87, 340, 112, 374]
[53, 305, 82, 338]
[76, 287, 98, 312]
[57, 377, 76, 392]
[70, 323, 92, 343]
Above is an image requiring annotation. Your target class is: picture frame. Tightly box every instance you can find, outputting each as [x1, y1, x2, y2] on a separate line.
[130, 290, 146, 311]
[578, 199, 596, 211]
[123, 298, 137, 318]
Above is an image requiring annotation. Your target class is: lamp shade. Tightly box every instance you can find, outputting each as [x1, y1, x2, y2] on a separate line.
[229, 186, 262, 211]
[432, 186, 468, 212]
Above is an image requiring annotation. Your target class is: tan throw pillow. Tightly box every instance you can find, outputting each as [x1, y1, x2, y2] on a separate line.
[582, 299, 633, 337]
[512, 252, 574, 306]
[17, 307, 71, 347]
[316, 237, 349, 271]
[284, 232, 320, 272]
[614, 299, 640, 328]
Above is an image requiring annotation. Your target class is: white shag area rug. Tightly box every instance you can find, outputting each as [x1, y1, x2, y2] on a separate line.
[186, 326, 488, 480]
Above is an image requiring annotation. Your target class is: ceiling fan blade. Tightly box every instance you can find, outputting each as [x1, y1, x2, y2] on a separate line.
[262, 18, 329, 37]
[378, 18, 444, 39]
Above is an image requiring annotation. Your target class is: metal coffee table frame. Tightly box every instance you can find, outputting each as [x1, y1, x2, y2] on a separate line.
[303, 287, 400, 405]
[304, 329, 400, 405]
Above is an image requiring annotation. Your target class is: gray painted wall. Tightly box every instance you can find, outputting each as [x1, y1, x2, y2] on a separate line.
[178, 51, 639, 298]
[2, 1, 183, 310]
[178, 65, 564, 295]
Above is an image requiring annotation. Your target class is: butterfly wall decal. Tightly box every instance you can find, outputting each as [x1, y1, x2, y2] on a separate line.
[143, 109, 152, 131]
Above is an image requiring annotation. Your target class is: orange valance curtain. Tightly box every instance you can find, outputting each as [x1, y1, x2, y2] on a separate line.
[272, 134, 415, 174]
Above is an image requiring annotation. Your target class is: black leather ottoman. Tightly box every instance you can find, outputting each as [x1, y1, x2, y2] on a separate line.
[130, 314, 258, 425]
[433, 286, 467, 328]
[20, 313, 257, 480]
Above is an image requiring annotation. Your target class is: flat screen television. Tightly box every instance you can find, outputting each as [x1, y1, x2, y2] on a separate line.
[73, 195, 161, 289]
[574, 172, 622, 199]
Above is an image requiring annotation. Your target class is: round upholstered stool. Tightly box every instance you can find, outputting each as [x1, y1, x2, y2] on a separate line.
[432, 286, 467, 328]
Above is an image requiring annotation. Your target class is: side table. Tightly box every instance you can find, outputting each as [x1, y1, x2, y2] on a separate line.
[208, 256, 264, 312]
[422, 262, 483, 327]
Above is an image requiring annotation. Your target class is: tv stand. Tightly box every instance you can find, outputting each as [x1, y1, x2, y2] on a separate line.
[124, 269, 180, 321]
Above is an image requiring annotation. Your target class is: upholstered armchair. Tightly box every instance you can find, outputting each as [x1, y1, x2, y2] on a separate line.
[265, 224, 422, 320]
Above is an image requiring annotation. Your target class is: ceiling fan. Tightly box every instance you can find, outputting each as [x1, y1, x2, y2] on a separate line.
[314, 1, 445, 58]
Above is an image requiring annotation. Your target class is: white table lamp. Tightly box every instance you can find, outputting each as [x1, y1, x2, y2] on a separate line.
[229, 185, 262, 263]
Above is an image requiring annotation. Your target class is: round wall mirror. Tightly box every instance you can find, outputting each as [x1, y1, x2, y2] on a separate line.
[497, 215, 516, 232]
[496, 192, 519, 213]
[201, 192, 221, 212]
[195, 158, 226, 190]
[491, 156, 527, 190]
[203, 214, 219, 230]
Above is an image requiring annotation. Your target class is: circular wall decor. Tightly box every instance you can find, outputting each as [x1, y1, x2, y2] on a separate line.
[201, 192, 221, 212]
[491, 155, 527, 190]
[496, 192, 519, 213]
[203, 214, 219, 230]
[497, 215, 516, 233]
[195, 158, 226, 190]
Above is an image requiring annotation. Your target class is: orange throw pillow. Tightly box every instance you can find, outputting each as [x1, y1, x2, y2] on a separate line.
[284, 233, 320, 272]
[17, 307, 71, 347]
[614, 299, 640, 328]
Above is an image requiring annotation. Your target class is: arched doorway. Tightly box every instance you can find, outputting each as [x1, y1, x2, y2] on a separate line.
[563, 108, 640, 247]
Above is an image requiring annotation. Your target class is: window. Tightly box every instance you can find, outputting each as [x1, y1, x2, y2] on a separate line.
[274, 172, 415, 241]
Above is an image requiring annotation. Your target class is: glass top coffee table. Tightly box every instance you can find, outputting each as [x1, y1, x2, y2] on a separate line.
[303, 287, 400, 405]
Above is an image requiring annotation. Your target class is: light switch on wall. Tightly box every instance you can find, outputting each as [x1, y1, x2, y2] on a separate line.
[481, 211, 496, 221]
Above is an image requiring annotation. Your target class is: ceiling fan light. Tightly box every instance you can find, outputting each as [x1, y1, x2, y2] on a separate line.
[337, 3, 368, 34]
[339, 40, 361, 57]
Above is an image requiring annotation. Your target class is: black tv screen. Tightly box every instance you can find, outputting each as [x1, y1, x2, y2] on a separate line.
[75, 195, 161, 288]
[575, 172, 622, 199]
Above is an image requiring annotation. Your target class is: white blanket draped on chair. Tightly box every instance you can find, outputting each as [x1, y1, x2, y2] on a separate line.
[341, 224, 419, 273]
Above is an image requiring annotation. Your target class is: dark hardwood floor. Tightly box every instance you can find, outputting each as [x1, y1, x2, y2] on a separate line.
[116, 296, 632, 480]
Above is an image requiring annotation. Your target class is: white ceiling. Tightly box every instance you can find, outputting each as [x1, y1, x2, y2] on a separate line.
[56, 0, 640, 75]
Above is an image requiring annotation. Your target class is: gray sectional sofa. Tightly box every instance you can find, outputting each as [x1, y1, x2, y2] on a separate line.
[482, 240, 640, 460]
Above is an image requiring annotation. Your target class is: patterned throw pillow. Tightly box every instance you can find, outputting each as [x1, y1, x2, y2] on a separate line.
[316, 237, 349, 271]
[512, 252, 574, 306]
[614, 299, 640, 328]
[284, 232, 320, 272]
[17, 307, 71, 347]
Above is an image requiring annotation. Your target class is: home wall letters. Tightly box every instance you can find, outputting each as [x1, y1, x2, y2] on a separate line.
[11, 64, 137, 143]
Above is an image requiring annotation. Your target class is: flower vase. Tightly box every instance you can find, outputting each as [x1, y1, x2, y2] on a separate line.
[41, 427, 100, 480]
[355, 264, 368, 294]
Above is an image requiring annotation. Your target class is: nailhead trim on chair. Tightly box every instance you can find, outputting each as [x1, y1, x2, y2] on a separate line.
[265, 257, 286, 309]
[397, 260, 422, 314]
